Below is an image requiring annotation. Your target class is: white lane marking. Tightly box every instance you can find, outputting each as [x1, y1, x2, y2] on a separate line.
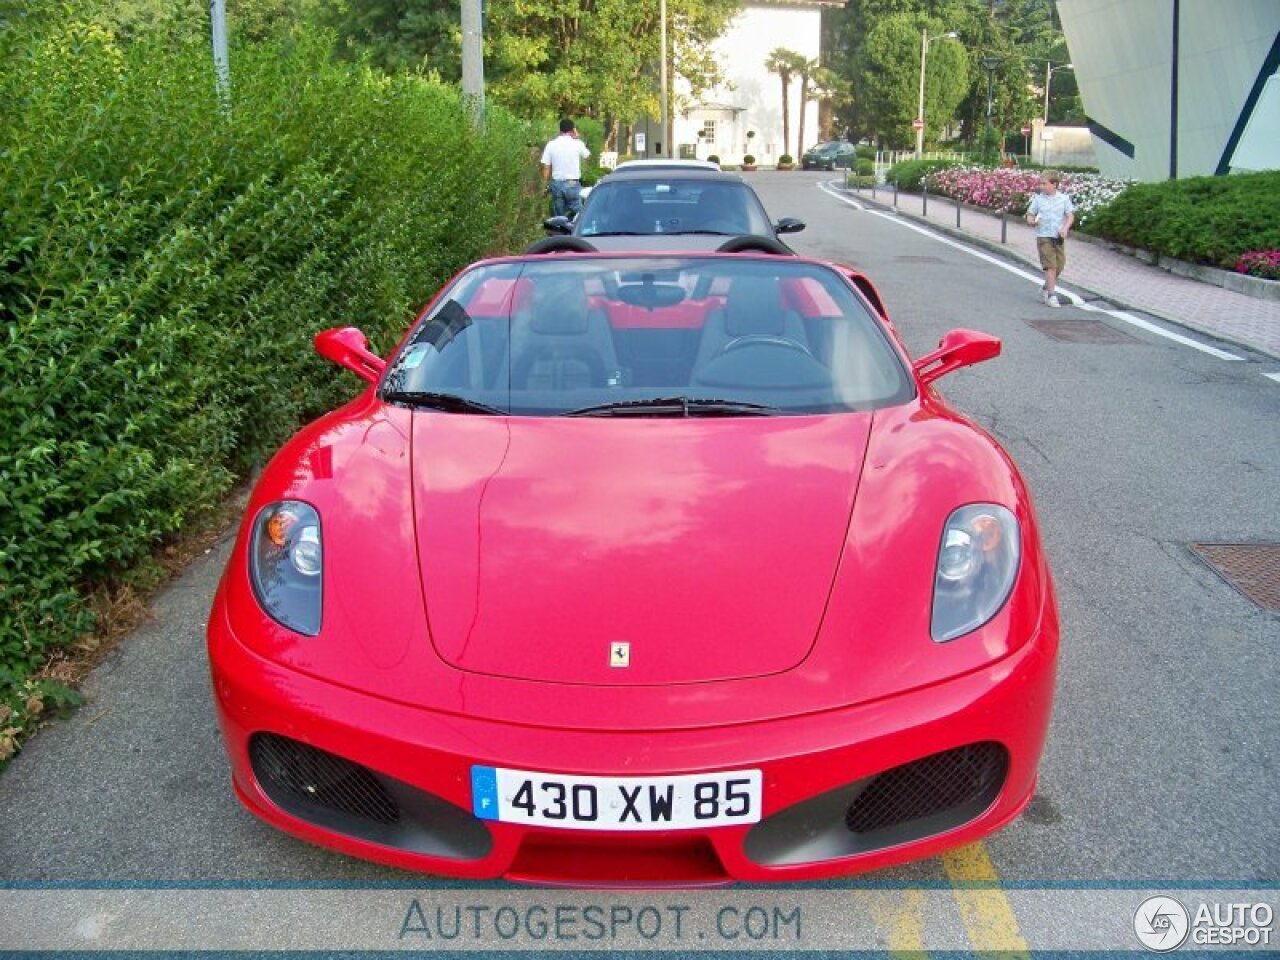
[818, 179, 864, 210]
[816, 182, 1242, 362]
[1264, 372, 1280, 384]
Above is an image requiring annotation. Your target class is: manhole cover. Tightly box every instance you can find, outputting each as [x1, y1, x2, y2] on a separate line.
[1188, 543, 1280, 613]
[1024, 318, 1141, 344]
[894, 255, 944, 264]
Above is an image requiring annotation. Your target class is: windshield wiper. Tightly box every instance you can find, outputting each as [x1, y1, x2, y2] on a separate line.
[664, 229, 736, 235]
[382, 390, 505, 416]
[562, 396, 780, 417]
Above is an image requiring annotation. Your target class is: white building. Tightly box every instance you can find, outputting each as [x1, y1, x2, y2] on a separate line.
[1057, 0, 1279, 181]
[638, 1, 845, 166]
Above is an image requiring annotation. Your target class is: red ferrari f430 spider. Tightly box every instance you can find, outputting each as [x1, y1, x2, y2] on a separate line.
[208, 235, 1058, 885]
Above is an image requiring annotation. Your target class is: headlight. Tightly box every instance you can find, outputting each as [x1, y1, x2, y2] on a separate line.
[931, 504, 1020, 642]
[250, 501, 322, 636]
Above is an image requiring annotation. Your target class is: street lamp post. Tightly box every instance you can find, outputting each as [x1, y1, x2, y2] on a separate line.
[980, 55, 1002, 133]
[209, 0, 229, 98]
[1043, 61, 1074, 122]
[461, 0, 485, 127]
[915, 28, 958, 160]
[659, 0, 669, 158]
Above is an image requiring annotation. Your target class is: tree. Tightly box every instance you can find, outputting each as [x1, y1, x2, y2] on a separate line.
[823, 0, 971, 142]
[808, 66, 852, 140]
[794, 55, 819, 154]
[855, 13, 967, 148]
[765, 47, 805, 157]
[318, 0, 459, 75]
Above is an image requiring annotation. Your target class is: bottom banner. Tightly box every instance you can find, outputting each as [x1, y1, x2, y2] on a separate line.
[0, 885, 1276, 953]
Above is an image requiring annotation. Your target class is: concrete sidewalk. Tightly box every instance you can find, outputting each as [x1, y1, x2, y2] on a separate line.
[844, 183, 1280, 361]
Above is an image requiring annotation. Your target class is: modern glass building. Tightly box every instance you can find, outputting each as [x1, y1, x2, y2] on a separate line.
[1057, 0, 1279, 181]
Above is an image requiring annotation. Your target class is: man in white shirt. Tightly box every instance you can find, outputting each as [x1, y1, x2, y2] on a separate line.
[541, 118, 592, 218]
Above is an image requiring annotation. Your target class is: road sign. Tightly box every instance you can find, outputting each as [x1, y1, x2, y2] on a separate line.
[1020, 125, 1032, 136]
[911, 118, 924, 131]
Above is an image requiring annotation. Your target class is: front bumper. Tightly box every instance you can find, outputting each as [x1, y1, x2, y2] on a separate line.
[209, 606, 1057, 885]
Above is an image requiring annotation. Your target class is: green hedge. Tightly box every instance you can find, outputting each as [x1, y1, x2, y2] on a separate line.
[1082, 171, 1280, 268]
[0, 19, 540, 757]
[884, 157, 959, 192]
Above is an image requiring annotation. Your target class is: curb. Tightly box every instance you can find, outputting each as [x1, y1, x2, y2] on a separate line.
[1070, 233, 1280, 303]
[842, 186, 1280, 362]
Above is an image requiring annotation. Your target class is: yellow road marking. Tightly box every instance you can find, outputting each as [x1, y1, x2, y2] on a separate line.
[941, 842, 1031, 957]
[858, 888, 929, 959]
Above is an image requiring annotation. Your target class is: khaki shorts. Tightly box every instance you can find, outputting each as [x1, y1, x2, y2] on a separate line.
[1037, 236, 1067, 273]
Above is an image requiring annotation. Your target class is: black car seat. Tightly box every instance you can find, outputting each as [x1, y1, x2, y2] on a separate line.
[696, 186, 748, 235]
[609, 187, 649, 234]
[510, 275, 620, 392]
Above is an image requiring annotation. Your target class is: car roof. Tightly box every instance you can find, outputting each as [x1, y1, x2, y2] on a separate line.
[597, 167, 745, 184]
[613, 158, 720, 171]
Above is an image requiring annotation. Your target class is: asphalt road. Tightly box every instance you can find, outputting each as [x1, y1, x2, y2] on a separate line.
[2, 171, 1277, 893]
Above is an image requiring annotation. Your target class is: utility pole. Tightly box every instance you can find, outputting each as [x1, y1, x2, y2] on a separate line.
[209, 0, 229, 98]
[461, 0, 485, 127]
[659, 0, 669, 158]
[915, 29, 957, 160]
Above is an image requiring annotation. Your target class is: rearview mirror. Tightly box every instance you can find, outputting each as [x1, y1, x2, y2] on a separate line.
[314, 327, 386, 384]
[912, 329, 1001, 385]
[543, 216, 573, 236]
[616, 282, 686, 310]
[774, 217, 806, 235]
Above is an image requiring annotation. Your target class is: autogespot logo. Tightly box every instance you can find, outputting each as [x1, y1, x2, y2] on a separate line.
[1134, 896, 1191, 952]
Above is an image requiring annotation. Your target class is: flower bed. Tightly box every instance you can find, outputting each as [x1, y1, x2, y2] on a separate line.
[922, 166, 1132, 225]
[1235, 249, 1280, 281]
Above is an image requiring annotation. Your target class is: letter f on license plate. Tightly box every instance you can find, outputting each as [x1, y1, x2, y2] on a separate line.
[471, 766, 762, 831]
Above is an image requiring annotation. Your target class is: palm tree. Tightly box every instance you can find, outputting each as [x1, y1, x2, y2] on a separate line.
[807, 67, 852, 140]
[795, 56, 819, 156]
[765, 47, 805, 157]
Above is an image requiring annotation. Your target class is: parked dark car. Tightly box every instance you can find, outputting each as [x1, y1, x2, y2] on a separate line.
[802, 140, 857, 171]
[544, 167, 804, 251]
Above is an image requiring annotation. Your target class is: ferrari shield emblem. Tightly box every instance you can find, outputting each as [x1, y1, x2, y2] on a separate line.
[610, 642, 630, 668]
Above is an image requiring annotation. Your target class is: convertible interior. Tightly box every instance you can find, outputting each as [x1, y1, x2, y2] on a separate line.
[385, 259, 912, 415]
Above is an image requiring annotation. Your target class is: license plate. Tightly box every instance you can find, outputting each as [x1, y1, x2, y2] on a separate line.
[471, 765, 762, 831]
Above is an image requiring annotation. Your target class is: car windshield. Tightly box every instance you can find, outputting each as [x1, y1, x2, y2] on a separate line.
[809, 142, 840, 155]
[380, 256, 913, 417]
[575, 180, 774, 237]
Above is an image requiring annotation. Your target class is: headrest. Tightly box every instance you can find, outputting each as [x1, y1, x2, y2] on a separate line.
[725, 275, 785, 336]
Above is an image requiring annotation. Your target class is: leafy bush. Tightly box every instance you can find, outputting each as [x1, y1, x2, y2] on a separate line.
[846, 175, 877, 189]
[706, 154, 720, 165]
[854, 157, 875, 176]
[743, 154, 756, 165]
[0, 19, 541, 759]
[1083, 171, 1280, 268]
[1235, 250, 1280, 280]
[778, 154, 795, 165]
[885, 157, 958, 192]
[855, 144, 876, 160]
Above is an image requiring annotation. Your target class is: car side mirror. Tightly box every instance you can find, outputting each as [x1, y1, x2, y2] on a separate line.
[543, 216, 574, 236]
[912, 329, 1001, 385]
[314, 327, 386, 384]
[774, 217, 806, 235]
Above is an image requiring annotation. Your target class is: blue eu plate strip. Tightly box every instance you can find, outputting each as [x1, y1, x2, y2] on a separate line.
[470, 765, 498, 820]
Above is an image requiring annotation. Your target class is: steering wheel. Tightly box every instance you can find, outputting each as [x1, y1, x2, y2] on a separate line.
[716, 334, 815, 360]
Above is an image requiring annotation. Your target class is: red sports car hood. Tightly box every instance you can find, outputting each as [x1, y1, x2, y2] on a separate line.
[410, 413, 872, 685]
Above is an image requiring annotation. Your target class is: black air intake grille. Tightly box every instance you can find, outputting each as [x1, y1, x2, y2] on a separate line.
[250, 733, 400, 826]
[845, 742, 1007, 835]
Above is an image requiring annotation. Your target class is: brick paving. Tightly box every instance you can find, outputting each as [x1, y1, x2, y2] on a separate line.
[847, 184, 1280, 361]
